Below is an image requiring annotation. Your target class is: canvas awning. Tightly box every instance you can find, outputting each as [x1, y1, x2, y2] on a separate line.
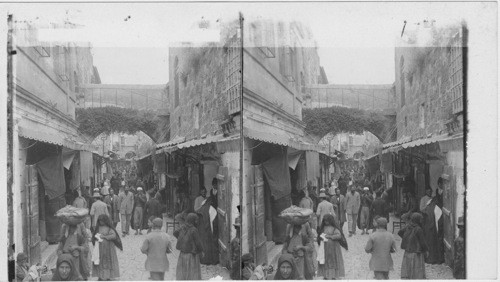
[156, 134, 226, 154]
[243, 128, 325, 152]
[382, 134, 451, 153]
[19, 126, 97, 152]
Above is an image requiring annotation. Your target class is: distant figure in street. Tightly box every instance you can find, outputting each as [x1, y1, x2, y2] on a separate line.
[90, 190, 109, 233]
[330, 188, 346, 229]
[359, 187, 373, 235]
[208, 178, 218, 209]
[174, 213, 203, 280]
[273, 253, 300, 280]
[317, 214, 345, 280]
[72, 188, 88, 209]
[103, 188, 120, 228]
[316, 191, 336, 228]
[91, 214, 122, 281]
[398, 213, 428, 279]
[117, 186, 134, 237]
[365, 217, 396, 280]
[146, 192, 163, 222]
[132, 187, 147, 235]
[141, 218, 173, 281]
[345, 186, 361, 237]
[401, 190, 418, 222]
[371, 191, 390, 233]
[230, 217, 242, 280]
[51, 253, 83, 281]
[298, 189, 316, 229]
[194, 187, 207, 212]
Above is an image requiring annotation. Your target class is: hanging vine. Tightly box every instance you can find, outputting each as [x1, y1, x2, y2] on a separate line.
[76, 107, 162, 141]
[302, 106, 394, 142]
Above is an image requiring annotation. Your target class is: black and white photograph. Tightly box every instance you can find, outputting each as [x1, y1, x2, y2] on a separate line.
[1, 2, 497, 281]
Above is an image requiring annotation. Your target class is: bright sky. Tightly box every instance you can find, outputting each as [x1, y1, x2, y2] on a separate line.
[6, 2, 492, 85]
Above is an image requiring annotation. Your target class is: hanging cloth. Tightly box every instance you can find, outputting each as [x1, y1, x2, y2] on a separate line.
[36, 152, 66, 200]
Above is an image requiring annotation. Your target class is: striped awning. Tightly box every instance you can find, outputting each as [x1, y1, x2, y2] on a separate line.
[243, 128, 325, 152]
[382, 133, 461, 153]
[156, 134, 226, 154]
[18, 126, 97, 152]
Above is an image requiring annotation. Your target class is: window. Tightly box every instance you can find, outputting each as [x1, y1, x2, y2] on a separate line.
[178, 116, 181, 129]
[279, 46, 296, 82]
[449, 34, 464, 114]
[405, 116, 408, 128]
[419, 104, 425, 129]
[348, 136, 353, 146]
[174, 57, 179, 107]
[120, 136, 125, 146]
[300, 72, 305, 94]
[74, 71, 79, 93]
[193, 104, 200, 130]
[400, 56, 406, 107]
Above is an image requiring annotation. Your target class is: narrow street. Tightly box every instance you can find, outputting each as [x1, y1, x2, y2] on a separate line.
[266, 216, 454, 280]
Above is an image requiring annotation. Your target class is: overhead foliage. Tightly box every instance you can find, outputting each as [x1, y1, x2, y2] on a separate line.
[302, 106, 392, 141]
[76, 107, 160, 141]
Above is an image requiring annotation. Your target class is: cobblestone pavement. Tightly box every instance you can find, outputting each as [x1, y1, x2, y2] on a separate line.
[90, 225, 230, 281]
[270, 216, 454, 280]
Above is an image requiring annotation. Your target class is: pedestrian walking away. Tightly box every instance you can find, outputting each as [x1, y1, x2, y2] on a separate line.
[364, 217, 396, 280]
[90, 191, 110, 232]
[141, 218, 173, 280]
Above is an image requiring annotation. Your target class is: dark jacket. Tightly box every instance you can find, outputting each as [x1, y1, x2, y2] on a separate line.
[371, 198, 389, 219]
[174, 214, 203, 254]
[398, 222, 428, 253]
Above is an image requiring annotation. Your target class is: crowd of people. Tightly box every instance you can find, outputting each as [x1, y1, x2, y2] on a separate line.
[239, 168, 465, 280]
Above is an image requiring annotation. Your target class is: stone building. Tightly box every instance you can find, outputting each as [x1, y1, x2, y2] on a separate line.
[9, 20, 100, 265]
[382, 21, 466, 268]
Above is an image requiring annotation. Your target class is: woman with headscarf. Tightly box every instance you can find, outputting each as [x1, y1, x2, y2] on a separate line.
[317, 214, 345, 280]
[56, 222, 89, 280]
[273, 253, 300, 280]
[51, 253, 83, 281]
[174, 213, 204, 280]
[398, 213, 428, 279]
[92, 214, 122, 281]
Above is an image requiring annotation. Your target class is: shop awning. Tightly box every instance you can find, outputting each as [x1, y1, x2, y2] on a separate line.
[136, 153, 152, 161]
[243, 128, 325, 152]
[19, 126, 98, 152]
[382, 134, 451, 153]
[156, 134, 226, 154]
[156, 136, 186, 149]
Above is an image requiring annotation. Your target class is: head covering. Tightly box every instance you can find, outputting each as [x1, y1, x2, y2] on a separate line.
[363, 187, 370, 191]
[152, 218, 163, 228]
[319, 192, 328, 198]
[376, 217, 388, 229]
[51, 253, 82, 281]
[16, 252, 27, 262]
[92, 214, 122, 251]
[186, 213, 198, 227]
[92, 192, 101, 198]
[137, 187, 143, 191]
[410, 212, 423, 227]
[241, 253, 254, 263]
[273, 253, 299, 280]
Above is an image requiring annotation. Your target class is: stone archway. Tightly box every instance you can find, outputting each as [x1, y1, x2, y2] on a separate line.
[302, 106, 396, 143]
[76, 106, 169, 143]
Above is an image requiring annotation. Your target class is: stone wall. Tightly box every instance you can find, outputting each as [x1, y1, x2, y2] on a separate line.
[169, 45, 229, 140]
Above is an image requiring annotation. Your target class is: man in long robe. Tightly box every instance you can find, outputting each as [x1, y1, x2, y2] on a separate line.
[197, 199, 219, 265]
[421, 188, 444, 264]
